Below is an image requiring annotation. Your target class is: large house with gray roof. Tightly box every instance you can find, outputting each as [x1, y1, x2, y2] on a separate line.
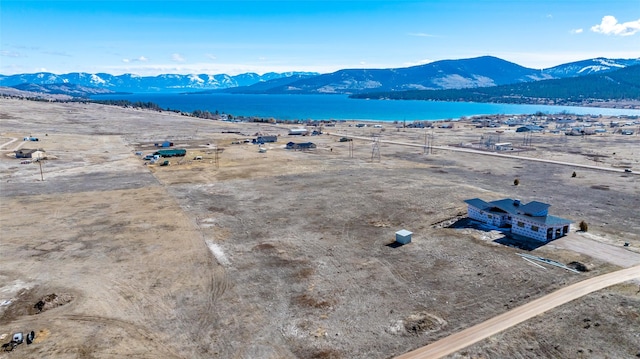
[464, 198, 572, 242]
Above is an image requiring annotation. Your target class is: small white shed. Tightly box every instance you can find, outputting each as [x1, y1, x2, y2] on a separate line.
[395, 229, 412, 244]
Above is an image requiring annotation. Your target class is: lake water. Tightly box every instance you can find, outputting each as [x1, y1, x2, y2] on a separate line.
[93, 93, 640, 122]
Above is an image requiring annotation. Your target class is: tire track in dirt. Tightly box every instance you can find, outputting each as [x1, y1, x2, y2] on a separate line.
[62, 314, 184, 358]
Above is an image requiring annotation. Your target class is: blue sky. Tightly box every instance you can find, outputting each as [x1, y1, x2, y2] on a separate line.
[1, 0, 639, 75]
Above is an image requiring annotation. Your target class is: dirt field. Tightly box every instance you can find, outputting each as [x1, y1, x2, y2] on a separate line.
[1, 98, 639, 358]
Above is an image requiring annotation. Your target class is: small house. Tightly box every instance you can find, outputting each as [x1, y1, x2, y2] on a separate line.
[155, 141, 174, 147]
[253, 135, 278, 144]
[14, 149, 46, 159]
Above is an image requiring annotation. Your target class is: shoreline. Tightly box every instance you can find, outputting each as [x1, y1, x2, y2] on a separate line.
[2, 91, 640, 123]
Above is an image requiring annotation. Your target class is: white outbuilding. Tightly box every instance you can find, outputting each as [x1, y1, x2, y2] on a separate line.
[395, 229, 412, 245]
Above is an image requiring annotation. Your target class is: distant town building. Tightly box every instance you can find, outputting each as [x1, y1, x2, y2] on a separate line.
[253, 135, 278, 144]
[288, 128, 308, 135]
[516, 125, 544, 133]
[464, 198, 571, 242]
[154, 141, 174, 147]
[286, 142, 316, 150]
[14, 149, 46, 159]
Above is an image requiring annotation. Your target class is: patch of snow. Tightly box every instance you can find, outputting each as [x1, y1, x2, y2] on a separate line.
[402, 83, 430, 90]
[189, 74, 204, 84]
[90, 74, 106, 85]
[205, 240, 230, 266]
[596, 59, 625, 68]
[0, 279, 30, 295]
[577, 65, 610, 74]
[526, 73, 554, 81]
[431, 74, 495, 89]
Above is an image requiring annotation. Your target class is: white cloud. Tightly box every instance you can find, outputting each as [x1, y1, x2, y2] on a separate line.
[408, 32, 437, 38]
[570, 28, 583, 34]
[122, 56, 148, 63]
[205, 54, 217, 61]
[99, 62, 343, 76]
[0, 50, 22, 57]
[591, 16, 640, 36]
[42, 50, 71, 57]
[172, 53, 186, 62]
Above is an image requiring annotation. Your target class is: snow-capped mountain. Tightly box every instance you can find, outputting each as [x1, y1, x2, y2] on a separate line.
[541, 57, 640, 78]
[218, 56, 640, 95]
[0, 72, 319, 93]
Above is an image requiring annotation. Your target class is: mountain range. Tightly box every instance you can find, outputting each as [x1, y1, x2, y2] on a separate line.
[218, 56, 640, 95]
[1, 56, 639, 97]
[0, 71, 318, 94]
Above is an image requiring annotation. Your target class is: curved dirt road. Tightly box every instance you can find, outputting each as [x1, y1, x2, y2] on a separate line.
[396, 265, 640, 359]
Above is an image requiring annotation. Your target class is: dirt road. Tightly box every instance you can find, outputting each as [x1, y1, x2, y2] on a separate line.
[395, 264, 640, 359]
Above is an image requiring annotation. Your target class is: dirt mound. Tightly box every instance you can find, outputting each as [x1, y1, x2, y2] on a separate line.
[34, 293, 74, 314]
[388, 312, 447, 336]
[404, 312, 446, 335]
[567, 261, 589, 272]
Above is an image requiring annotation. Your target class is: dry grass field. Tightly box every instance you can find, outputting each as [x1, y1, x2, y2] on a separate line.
[1, 98, 639, 358]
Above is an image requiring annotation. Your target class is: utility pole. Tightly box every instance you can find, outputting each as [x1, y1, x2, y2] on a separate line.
[371, 136, 380, 162]
[349, 140, 354, 158]
[35, 159, 44, 181]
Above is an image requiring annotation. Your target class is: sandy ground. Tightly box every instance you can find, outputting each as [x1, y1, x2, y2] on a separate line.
[1, 97, 639, 358]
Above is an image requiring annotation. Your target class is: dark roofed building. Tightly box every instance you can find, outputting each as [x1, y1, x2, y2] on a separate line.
[286, 142, 316, 150]
[516, 125, 544, 133]
[464, 198, 571, 242]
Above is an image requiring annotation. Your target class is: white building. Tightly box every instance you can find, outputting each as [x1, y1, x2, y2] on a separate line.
[395, 229, 412, 245]
[289, 128, 308, 135]
[464, 198, 572, 242]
